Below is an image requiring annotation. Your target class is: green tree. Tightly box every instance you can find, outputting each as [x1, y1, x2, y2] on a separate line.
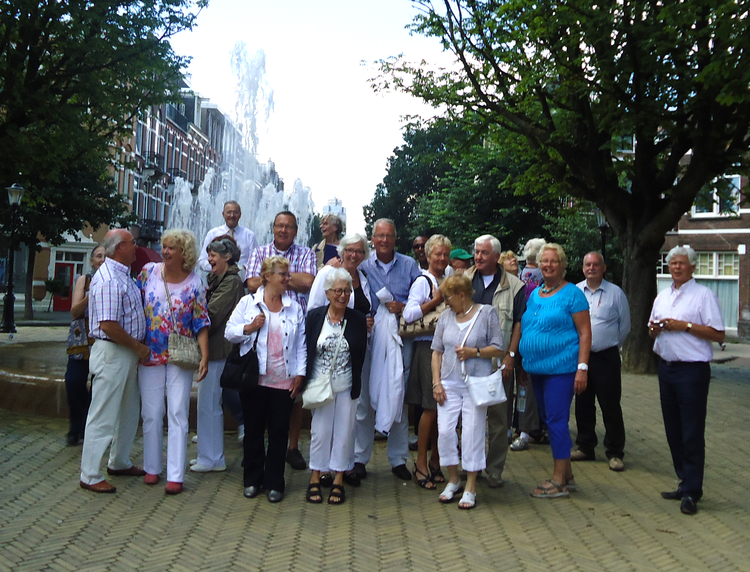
[377, 0, 750, 371]
[0, 0, 206, 316]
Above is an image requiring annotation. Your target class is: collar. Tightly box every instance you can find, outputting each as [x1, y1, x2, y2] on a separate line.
[670, 277, 696, 294]
[583, 278, 609, 293]
[105, 257, 130, 274]
[269, 242, 295, 256]
[252, 286, 293, 309]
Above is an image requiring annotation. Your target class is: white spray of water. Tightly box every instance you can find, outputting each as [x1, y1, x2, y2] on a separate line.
[168, 44, 315, 247]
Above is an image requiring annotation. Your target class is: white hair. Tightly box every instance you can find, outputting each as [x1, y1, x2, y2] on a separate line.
[323, 267, 353, 290]
[337, 233, 370, 258]
[474, 234, 502, 255]
[523, 238, 547, 264]
[665, 245, 698, 266]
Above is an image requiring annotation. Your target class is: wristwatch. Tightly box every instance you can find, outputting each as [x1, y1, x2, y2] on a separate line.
[507, 351, 516, 358]
[476, 348, 481, 358]
[577, 363, 589, 371]
[686, 322, 693, 333]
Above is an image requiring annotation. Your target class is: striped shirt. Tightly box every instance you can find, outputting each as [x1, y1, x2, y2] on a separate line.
[88, 257, 146, 342]
[245, 242, 317, 313]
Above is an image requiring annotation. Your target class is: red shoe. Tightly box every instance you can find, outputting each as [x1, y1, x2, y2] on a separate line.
[144, 473, 160, 485]
[107, 466, 146, 477]
[165, 481, 183, 495]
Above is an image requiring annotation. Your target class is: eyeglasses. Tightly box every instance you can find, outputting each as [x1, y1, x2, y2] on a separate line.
[273, 223, 296, 231]
[328, 288, 352, 297]
[343, 248, 365, 256]
[413, 244, 425, 250]
[373, 234, 395, 240]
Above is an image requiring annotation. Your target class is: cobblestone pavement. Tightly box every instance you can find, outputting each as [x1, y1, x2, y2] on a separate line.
[1, 344, 749, 570]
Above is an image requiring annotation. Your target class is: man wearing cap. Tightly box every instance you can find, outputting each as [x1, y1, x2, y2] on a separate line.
[450, 249, 473, 274]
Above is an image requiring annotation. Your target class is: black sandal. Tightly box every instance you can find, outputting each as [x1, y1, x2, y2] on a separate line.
[328, 484, 346, 505]
[306, 482, 323, 504]
[429, 465, 445, 484]
[413, 463, 436, 490]
[320, 473, 333, 488]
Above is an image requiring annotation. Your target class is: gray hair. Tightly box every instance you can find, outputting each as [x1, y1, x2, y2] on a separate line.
[102, 230, 127, 256]
[373, 218, 397, 236]
[665, 245, 698, 266]
[337, 233, 370, 258]
[474, 234, 502, 255]
[425, 234, 453, 258]
[523, 238, 547, 264]
[207, 237, 241, 265]
[323, 267, 353, 290]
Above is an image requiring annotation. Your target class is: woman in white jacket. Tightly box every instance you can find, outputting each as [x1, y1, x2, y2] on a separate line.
[225, 255, 306, 503]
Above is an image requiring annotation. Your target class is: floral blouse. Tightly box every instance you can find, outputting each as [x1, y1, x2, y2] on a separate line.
[137, 263, 210, 366]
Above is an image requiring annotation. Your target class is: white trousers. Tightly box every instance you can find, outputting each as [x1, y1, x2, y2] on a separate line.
[354, 339, 412, 468]
[80, 341, 141, 485]
[437, 381, 488, 472]
[138, 363, 193, 483]
[196, 359, 226, 468]
[309, 390, 358, 473]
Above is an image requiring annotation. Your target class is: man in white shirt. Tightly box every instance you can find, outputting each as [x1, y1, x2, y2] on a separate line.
[572, 252, 631, 471]
[648, 245, 725, 515]
[197, 201, 257, 275]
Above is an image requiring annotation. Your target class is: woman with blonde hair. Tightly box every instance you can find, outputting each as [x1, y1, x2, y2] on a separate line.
[313, 214, 344, 269]
[499, 251, 519, 277]
[137, 229, 210, 494]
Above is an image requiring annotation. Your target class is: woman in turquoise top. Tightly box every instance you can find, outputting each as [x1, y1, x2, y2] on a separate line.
[520, 244, 591, 499]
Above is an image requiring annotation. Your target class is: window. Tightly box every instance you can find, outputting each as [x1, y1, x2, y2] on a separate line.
[717, 253, 740, 276]
[691, 175, 740, 217]
[695, 253, 713, 276]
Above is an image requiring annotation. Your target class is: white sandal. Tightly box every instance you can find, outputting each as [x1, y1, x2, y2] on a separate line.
[438, 481, 463, 503]
[458, 490, 476, 510]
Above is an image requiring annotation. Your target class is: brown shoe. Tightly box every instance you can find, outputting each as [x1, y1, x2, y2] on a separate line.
[80, 480, 117, 493]
[107, 466, 146, 477]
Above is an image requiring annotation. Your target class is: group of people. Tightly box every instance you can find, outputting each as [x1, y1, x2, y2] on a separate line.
[69, 201, 725, 516]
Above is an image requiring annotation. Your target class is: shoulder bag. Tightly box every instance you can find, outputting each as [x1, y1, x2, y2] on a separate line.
[302, 319, 347, 410]
[163, 266, 201, 371]
[66, 275, 94, 359]
[220, 330, 261, 393]
[459, 307, 507, 407]
[398, 274, 445, 338]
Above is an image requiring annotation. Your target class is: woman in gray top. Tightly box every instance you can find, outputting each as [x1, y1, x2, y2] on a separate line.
[431, 274, 504, 509]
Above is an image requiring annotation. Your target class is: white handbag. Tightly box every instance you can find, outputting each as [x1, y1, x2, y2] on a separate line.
[459, 307, 507, 407]
[302, 319, 347, 410]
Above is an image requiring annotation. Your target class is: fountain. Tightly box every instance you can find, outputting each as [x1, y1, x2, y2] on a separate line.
[167, 43, 315, 246]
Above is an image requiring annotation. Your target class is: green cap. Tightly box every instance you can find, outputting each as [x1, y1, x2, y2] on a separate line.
[450, 248, 473, 260]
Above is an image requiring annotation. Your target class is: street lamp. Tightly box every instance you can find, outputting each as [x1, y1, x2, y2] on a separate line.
[1, 183, 26, 335]
[594, 207, 609, 262]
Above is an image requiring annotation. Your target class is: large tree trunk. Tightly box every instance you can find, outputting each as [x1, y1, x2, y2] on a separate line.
[23, 246, 35, 320]
[621, 243, 660, 373]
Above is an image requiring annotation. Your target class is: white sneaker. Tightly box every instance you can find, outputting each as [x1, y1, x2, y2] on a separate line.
[190, 463, 227, 473]
[191, 435, 198, 444]
[189, 458, 198, 466]
[237, 424, 245, 444]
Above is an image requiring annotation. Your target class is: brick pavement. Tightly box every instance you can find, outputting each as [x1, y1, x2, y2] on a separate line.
[1, 364, 749, 571]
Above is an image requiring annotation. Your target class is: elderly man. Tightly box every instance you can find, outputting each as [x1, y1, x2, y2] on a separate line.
[649, 245, 724, 516]
[79, 229, 150, 493]
[353, 218, 422, 481]
[571, 252, 631, 471]
[464, 234, 525, 488]
[246, 211, 316, 470]
[198, 200, 257, 275]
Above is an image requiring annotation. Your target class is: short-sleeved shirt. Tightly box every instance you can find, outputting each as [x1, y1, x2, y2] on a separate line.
[360, 251, 422, 313]
[89, 258, 146, 342]
[520, 283, 589, 375]
[521, 266, 543, 300]
[245, 242, 317, 314]
[137, 263, 210, 366]
[197, 224, 257, 274]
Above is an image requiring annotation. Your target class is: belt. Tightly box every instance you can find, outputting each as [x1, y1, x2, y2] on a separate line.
[661, 359, 706, 367]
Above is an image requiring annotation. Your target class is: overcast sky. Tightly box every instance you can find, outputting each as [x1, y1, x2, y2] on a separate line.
[170, 0, 447, 234]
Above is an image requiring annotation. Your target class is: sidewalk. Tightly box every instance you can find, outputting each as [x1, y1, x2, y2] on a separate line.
[0, 363, 748, 571]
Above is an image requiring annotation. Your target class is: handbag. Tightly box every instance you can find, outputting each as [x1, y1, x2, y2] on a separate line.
[162, 266, 201, 371]
[66, 276, 94, 359]
[220, 330, 261, 393]
[459, 307, 507, 407]
[398, 274, 445, 338]
[302, 319, 347, 410]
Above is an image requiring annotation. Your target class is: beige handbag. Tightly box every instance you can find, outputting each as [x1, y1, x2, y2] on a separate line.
[162, 266, 201, 371]
[398, 274, 445, 338]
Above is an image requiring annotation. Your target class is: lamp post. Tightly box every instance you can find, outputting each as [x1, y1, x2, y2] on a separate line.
[594, 208, 609, 262]
[1, 183, 26, 335]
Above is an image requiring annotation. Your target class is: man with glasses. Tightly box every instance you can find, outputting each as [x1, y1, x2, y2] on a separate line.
[246, 211, 316, 470]
[353, 218, 422, 481]
[198, 201, 257, 276]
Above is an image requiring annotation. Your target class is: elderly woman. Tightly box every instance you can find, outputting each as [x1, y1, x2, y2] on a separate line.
[499, 251, 519, 277]
[190, 236, 244, 473]
[304, 268, 368, 505]
[519, 243, 591, 499]
[431, 274, 504, 509]
[648, 245, 724, 515]
[64, 244, 106, 446]
[404, 234, 452, 489]
[137, 229, 210, 495]
[521, 238, 546, 299]
[225, 256, 306, 503]
[313, 213, 344, 269]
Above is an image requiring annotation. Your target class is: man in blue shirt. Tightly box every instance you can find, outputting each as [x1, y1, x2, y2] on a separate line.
[353, 218, 422, 481]
[572, 252, 631, 470]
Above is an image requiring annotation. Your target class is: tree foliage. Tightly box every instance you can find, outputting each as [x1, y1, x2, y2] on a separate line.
[375, 0, 750, 371]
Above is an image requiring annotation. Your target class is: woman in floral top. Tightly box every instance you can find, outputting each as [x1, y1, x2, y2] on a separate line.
[137, 229, 210, 495]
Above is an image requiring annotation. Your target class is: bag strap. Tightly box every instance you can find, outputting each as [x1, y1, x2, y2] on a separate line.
[459, 306, 483, 378]
[161, 264, 178, 333]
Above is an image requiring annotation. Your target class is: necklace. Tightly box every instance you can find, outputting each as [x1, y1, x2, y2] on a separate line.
[540, 280, 563, 294]
[459, 304, 475, 318]
[326, 311, 344, 327]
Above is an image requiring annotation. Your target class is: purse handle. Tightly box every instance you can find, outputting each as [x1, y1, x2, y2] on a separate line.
[161, 264, 182, 335]
[458, 306, 483, 379]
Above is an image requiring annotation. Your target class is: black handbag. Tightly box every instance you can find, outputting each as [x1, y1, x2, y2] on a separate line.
[220, 330, 260, 393]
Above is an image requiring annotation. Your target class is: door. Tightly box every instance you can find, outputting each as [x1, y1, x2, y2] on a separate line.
[52, 263, 75, 312]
